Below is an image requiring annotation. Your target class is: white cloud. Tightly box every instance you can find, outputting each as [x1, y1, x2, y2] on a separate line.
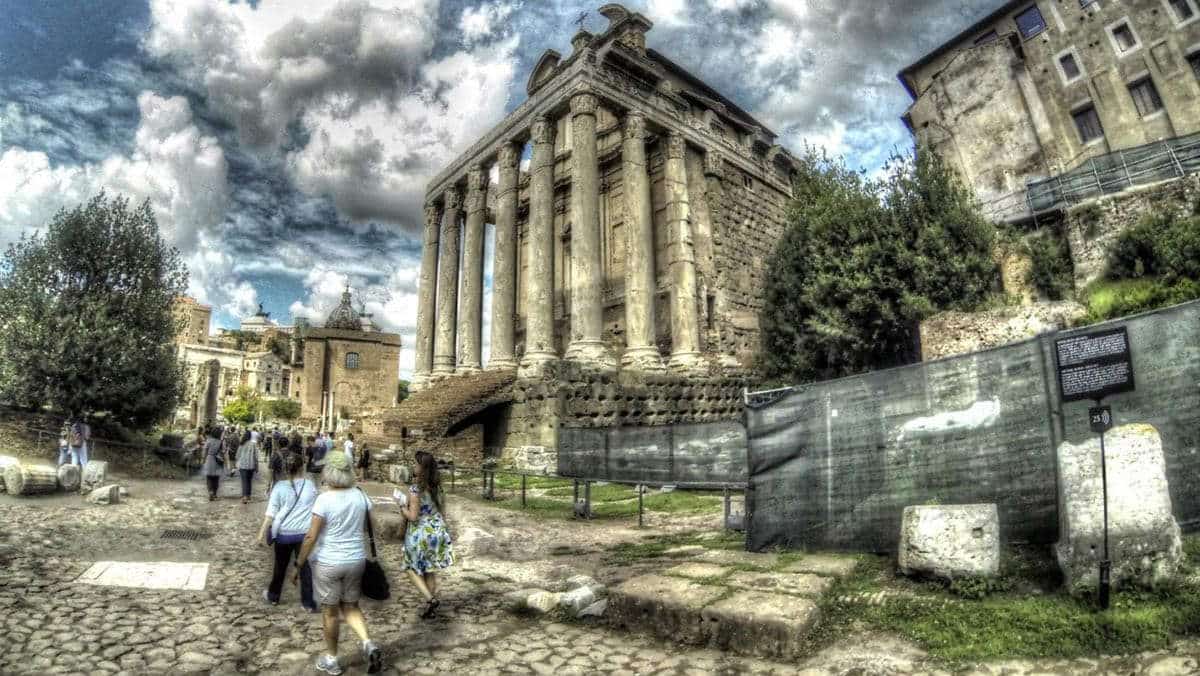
[460, 1, 518, 44]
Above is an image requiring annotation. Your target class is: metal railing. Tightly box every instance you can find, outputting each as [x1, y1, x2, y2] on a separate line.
[437, 463, 746, 530]
[1026, 132, 1200, 212]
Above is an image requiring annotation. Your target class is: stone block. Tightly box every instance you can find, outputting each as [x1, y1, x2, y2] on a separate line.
[456, 526, 497, 557]
[898, 504, 999, 580]
[525, 591, 560, 614]
[81, 461, 108, 491]
[577, 599, 607, 618]
[558, 586, 595, 615]
[606, 574, 726, 645]
[87, 485, 121, 505]
[725, 570, 832, 597]
[700, 591, 819, 660]
[1056, 424, 1183, 594]
[695, 549, 777, 569]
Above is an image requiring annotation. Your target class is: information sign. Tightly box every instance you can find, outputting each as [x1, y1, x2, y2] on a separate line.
[1054, 327, 1136, 402]
[1088, 406, 1113, 433]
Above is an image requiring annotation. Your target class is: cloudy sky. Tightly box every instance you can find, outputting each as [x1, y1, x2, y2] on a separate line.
[0, 0, 997, 377]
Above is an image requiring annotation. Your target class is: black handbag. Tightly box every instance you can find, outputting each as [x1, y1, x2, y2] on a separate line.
[359, 489, 390, 601]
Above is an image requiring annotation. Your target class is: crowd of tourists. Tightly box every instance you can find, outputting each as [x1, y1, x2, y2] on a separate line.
[194, 422, 445, 675]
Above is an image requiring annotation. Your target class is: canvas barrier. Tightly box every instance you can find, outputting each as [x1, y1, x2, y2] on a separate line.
[746, 299, 1200, 553]
[557, 420, 747, 487]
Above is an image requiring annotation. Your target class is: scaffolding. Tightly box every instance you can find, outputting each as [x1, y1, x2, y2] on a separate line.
[1026, 132, 1200, 212]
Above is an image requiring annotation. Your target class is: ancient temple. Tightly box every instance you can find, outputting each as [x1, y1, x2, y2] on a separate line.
[374, 4, 799, 471]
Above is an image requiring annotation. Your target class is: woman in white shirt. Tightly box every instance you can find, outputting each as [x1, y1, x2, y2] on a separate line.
[295, 451, 383, 676]
[257, 453, 318, 612]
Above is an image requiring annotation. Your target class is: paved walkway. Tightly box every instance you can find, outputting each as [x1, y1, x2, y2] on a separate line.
[2, 466, 1200, 674]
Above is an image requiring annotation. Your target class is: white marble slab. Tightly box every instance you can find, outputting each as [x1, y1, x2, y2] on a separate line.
[75, 561, 209, 591]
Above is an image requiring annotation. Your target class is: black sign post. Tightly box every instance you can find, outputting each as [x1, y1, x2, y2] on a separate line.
[1054, 327, 1135, 611]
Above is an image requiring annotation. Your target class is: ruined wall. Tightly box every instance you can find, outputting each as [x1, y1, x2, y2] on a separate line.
[1064, 174, 1200, 288]
[919, 302, 1086, 361]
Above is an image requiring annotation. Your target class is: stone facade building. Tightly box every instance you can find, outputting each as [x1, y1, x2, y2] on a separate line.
[171, 296, 212, 347]
[900, 0, 1200, 221]
[294, 289, 402, 430]
[383, 4, 798, 471]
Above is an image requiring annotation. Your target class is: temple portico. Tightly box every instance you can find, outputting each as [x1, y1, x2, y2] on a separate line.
[410, 3, 800, 392]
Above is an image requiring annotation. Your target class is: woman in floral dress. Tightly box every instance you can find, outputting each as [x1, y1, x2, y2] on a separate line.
[399, 450, 454, 619]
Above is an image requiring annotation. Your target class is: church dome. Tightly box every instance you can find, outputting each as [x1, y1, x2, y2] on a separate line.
[324, 288, 362, 331]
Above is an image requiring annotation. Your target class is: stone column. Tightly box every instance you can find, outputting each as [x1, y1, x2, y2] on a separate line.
[433, 186, 462, 375]
[489, 142, 520, 370]
[458, 166, 486, 373]
[665, 131, 702, 368]
[411, 202, 440, 390]
[620, 111, 662, 371]
[564, 91, 615, 369]
[519, 115, 558, 375]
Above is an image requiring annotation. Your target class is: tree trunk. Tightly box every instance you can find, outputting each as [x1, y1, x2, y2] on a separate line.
[4, 464, 60, 496]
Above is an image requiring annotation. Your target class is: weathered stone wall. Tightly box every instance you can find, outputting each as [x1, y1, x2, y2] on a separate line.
[299, 330, 401, 420]
[920, 301, 1086, 361]
[1064, 174, 1200, 289]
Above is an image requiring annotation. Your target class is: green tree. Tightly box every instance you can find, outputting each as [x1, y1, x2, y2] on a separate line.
[397, 379, 410, 403]
[263, 398, 301, 421]
[221, 398, 257, 424]
[0, 193, 188, 428]
[760, 150, 997, 384]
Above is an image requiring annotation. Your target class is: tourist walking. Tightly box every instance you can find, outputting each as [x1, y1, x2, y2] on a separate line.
[258, 452, 318, 612]
[224, 426, 240, 478]
[343, 434, 355, 468]
[356, 443, 370, 482]
[236, 430, 258, 503]
[400, 450, 454, 619]
[295, 452, 383, 675]
[202, 427, 230, 501]
[305, 435, 327, 486]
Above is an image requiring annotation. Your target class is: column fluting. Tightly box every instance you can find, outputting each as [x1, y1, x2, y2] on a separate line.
[620, 111, 663, 371]
[664, 131, 702, 368]
[519, 115, 558, 375]
[488, 142, 520, 370]
[412, 202, 441, 389]
[458, 166, 486, 372]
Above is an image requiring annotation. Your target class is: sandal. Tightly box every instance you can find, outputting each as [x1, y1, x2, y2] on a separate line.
[420, 598, 440, 619]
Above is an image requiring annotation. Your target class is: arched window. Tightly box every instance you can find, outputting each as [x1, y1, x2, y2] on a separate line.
[345, 352, 360, 369]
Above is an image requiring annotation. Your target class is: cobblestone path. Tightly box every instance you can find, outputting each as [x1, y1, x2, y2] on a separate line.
[3, 469, 1200, 675]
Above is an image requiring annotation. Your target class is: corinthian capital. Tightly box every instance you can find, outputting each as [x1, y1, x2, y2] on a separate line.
[443, 186, 462, 210]
[530, 116, 554, 145]
[498, 142, 520, 167]
[570, 92, 598, 116]
[423, 203, 440, 229]
[703, 150, 724, 177]
[623, 111, 646, 141]
[467, 165, 485, 194]
[667, 132, 686, 160]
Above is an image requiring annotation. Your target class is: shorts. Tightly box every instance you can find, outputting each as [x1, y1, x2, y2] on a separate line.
[312, 559, 366, 606]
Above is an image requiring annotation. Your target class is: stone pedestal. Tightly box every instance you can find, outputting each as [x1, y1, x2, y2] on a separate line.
[433, 187, 462, 375]
[520, 115, 558, 376]
[898, 504, 1000, 580]
[563, 91, 616, 370]
[489, 142, 521, 371]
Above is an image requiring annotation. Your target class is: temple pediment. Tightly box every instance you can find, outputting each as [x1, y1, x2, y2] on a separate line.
[526, 49, 562, 97]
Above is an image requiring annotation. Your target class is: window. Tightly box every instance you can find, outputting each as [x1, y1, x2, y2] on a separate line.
[1128, 77, 1164, 117]
[1015, 5, 1046, 39]
[1060, 53, 1082, 81]
[1168, 0, 1196, 22]
[974, 30, 999, 45]
[1110, 22, 1137, 52]
[1073, 105, 1104, 143]
[345, 352, 360, 369]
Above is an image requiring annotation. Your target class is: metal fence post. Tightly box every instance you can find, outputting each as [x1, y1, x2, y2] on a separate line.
[1119, 149, 1131, 189]
[1167, 143, 1185, 177]
[584, 480, 592, 519]
[723, 485, 731, 531]
[450, 464, 455, 493]
[638, 484, 644, 528]
[521, 474, 527, 508]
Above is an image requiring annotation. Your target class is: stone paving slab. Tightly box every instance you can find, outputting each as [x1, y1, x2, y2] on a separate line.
[783, 553, 860, 579]
[702, 590, 820, 660]
[664, 562, 731, 580]
[726, 570, 833, 597]
[694, 548, 778, 568]
[76, 561, 209, 591]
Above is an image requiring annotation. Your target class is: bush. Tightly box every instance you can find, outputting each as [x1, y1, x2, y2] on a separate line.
[1083, 278, 1200, 324]
[1024, 230, 1074, 301]
[221, 398, 256, 424]
[1108, 212, 1200, 283]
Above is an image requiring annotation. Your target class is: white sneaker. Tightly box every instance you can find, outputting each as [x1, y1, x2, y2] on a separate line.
[363, 640, 382, 674]
[315, 654, 342, 675]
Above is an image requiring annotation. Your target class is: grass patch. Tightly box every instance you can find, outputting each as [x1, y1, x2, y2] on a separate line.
[1081, 277, 1199, 324]
[807, 537, 1200, 667]
[456, 485, 723, 521]
[542, 483, 638, 502]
